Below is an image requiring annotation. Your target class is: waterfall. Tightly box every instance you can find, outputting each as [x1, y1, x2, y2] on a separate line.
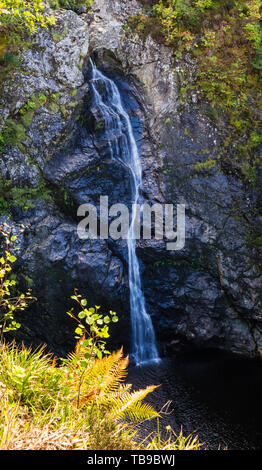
[89, 60, 159, 365]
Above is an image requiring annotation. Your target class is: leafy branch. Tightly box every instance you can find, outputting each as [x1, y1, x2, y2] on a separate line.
[67, 289, 119, 362]
[0, 223, 36, 343]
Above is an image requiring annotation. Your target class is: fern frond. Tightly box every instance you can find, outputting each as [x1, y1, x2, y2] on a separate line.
[109, 385, 161, 421]
[118, 400, 160, 422]
[66, 338, 88, 370]
[104, 383, 133, 400]
[81, 348, 128, 395]
[66, 348, 128, 405]
[95, 353, 129, 397]
[64, 347, 160, 425]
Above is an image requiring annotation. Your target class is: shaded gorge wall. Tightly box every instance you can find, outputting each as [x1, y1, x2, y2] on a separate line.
[0, 2, 261, 359]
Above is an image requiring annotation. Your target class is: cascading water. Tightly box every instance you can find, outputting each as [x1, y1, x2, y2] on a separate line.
[89, 60, 159, 365]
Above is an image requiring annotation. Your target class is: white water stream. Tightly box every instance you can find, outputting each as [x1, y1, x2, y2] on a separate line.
[90, 60, 159, 365]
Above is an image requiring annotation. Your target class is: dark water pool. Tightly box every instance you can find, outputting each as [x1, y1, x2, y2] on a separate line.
[127, 349, 262, 450]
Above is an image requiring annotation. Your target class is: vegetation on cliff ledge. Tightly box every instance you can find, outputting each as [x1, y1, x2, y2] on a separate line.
[0, 0, 55, 56]
[129, 0, 262, 182]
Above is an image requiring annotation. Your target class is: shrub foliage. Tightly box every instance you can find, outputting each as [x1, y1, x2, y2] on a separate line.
[128, 0, 262, 180]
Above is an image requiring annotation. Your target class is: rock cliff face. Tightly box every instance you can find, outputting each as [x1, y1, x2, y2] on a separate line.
[0, 0, 261, 357]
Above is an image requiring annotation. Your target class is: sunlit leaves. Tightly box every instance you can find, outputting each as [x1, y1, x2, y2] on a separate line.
[0, 0, 55, 35]
[0, 224, 35, 341]
[67, 289, 119, 362]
